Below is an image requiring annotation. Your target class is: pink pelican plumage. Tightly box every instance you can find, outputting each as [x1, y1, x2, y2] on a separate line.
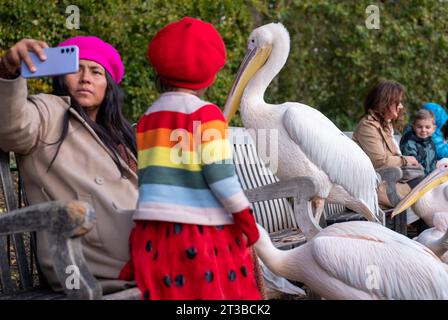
[255, 219, 448, 299]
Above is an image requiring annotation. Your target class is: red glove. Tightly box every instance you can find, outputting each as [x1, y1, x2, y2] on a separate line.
[232, 208, 259, 246]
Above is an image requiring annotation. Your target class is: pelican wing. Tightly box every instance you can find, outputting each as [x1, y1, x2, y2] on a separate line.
[311, 222, 448, 299]
[282, 104, 378, 213]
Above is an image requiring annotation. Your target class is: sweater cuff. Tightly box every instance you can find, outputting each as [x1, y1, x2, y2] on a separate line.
[0, 58, 20, 80]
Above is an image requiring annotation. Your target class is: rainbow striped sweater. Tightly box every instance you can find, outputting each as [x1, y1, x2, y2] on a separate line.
[134, 92, 250, 225]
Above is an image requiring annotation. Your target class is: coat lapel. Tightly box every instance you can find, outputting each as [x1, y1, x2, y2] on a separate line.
[367, 112, 399, 155]
[68, 107, 137, 179]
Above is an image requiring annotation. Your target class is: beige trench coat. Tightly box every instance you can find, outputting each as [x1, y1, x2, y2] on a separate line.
[352, 112, 411, 208]
[0, 77, 138, 294]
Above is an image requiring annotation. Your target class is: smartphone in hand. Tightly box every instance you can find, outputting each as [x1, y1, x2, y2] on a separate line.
[21, 45, 79, 78]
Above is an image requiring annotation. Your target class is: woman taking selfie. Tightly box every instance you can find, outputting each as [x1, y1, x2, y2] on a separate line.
[0, 36, 137, 294]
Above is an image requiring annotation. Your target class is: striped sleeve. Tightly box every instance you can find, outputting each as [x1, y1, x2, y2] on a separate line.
[199, 105, 249, 213]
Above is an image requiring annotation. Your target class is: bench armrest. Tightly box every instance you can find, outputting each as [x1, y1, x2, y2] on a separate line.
[244, 176, 320, 239]
[0, 201, 102, 299]
[244, 176, 318, 203]
[376, 167, 403, 207]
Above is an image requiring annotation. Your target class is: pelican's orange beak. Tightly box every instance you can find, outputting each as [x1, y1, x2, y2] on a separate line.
[223, 45, 272, 123]
[392, 166, 448, 217]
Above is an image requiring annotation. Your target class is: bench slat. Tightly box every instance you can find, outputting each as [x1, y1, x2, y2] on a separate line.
[0, 287, 65, 300]
[0, 151, 33, 290]
[0, 236, 15, 293]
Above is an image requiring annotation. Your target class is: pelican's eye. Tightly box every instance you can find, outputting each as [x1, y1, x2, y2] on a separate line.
[248, 38, 257, 50]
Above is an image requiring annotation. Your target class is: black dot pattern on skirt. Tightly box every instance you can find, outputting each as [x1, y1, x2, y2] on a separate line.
[214, 246, 218, 256]
[228, 270, 237, 281]
[205, 270, 214, 282]
[175, 274, 185, 287]
[153, 250, 158, 261]
[166, 227, 170, 238]
[197, 225, 204, 234]
[164, 275, 172, 287]
[228, 244, 232, 252]
[235, 237, 241, 247]
[145, 240, 152, 252]
[216, 225, 224, 230]
[174, 223, 183, 234]
[143, 289, 150, 300]
[186, 247, 197, 259]
[240, 266, 248, 277]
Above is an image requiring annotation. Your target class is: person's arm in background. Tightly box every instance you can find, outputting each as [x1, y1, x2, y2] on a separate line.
[353, 119, 414, 168]
[400, 135, 419, 159]
[199, 105, 259, 246]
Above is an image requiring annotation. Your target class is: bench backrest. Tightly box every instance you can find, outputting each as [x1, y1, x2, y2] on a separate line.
[228, 127, 298, 233]
[0, 150, 34, 294]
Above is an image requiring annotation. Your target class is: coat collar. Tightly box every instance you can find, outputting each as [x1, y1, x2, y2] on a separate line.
[366, 111, 399, 154]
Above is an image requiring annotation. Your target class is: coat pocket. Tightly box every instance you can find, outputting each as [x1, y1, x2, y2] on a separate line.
[76, 192, 104, 248]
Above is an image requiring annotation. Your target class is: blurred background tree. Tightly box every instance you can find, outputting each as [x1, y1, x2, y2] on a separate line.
[1, 0, 447, 130]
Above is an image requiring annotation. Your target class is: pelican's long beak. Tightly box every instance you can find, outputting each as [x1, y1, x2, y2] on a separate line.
[223, 45, 272, 123]
[391, 166, 448, 217]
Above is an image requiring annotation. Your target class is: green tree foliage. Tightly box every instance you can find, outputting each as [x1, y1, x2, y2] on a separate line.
[0, 0, 255, 123]
[1, 0, 447, 130]
[263, 0, 448, 129]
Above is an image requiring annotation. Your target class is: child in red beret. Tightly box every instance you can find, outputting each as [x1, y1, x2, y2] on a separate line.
[119, 17, 261, 300]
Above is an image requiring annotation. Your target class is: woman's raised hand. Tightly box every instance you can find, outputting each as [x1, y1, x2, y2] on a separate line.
[2, 39, 49, 75]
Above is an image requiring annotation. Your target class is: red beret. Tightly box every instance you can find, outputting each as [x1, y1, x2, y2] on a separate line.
[147, 17, 226, 90]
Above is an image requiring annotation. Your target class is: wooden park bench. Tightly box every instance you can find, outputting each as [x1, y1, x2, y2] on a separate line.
[229, 127, 413, 239]
[0, 144, 320, 299]
[0, 150, 140, 300]
[0, 127, 416, 300]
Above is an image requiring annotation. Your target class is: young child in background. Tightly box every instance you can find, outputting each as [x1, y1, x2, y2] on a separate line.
[400, 109, 437, 176]
[119, 17, 261, 300]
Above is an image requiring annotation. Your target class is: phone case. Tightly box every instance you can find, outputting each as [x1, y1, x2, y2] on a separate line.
[20, 45, 79, 78]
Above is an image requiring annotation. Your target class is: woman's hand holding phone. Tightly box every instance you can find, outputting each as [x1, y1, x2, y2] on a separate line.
[2, 39, 49, 76]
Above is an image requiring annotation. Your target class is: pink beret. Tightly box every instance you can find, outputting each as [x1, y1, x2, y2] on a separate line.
[147, 17, 226, 90]
[58, 36, 124, 84]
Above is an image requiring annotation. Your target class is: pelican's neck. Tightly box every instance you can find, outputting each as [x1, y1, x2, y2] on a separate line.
[420, 229, 448, 258]
[439, 229, 448, 252]
[254, 227, 304, 282]
[243, 30, 290, 108]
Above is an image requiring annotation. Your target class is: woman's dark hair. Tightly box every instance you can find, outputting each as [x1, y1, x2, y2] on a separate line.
[364, 80, 406, 131]
[442, 120, 448, 141]
[49, 71, 136, 176]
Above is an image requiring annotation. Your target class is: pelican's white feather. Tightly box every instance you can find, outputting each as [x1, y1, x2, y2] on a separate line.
[282, 105, 379, 216]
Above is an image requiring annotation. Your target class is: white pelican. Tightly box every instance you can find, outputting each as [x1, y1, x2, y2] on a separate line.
[255, 220, 448, 299]
[415, 211, 448, 261]
[392, 159, 448, 226]
[223, 22, 380, 226]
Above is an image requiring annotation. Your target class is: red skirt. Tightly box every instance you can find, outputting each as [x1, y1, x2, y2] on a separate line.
[119, 220, 262, 300]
